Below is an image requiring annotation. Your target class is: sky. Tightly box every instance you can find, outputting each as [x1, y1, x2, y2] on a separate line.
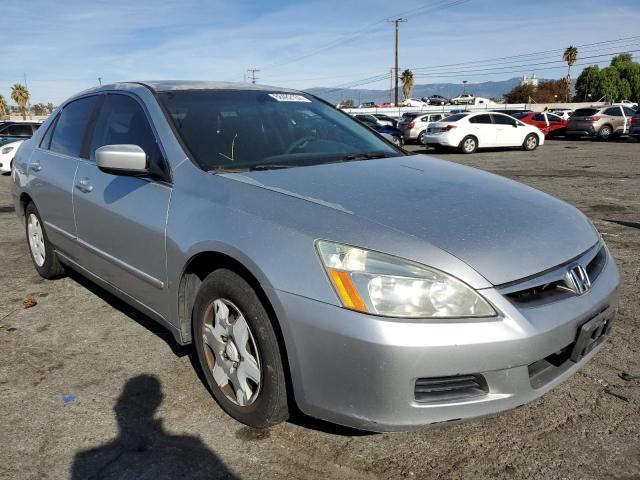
[2, 0, 640, 104]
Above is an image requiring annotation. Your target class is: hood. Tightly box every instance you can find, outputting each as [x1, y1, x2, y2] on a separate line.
[223, 155, 598, 285]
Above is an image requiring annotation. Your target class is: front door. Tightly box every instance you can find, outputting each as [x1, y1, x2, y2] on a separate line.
[468, 114, 496, 147]
[72, 93, 172, 317]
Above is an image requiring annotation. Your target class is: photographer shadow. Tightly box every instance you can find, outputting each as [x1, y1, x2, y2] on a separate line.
[70, 374, 236, 480]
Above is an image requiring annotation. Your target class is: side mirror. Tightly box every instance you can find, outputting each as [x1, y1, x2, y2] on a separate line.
[96, 144, 148, 175]
[512, 121, 519, 128]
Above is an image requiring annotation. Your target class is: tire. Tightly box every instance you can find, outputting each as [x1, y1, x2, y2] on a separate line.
[523, 133, 539, 151]
[597, 125, 612, 141]
[24, 202, 65, 279]
[459, 135, 477, 154]
[418, 130, 428, 145]
[193, 269, 289, 428]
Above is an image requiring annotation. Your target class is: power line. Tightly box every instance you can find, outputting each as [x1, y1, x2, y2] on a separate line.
[409, 35, 640, 72]
[411, 48, 640, 78]
[260, 0, 471, 71]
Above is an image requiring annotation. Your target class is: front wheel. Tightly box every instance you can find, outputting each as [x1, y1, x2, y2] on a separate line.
[523, 133, 539, 151]
[25, 202, 65, 279]
[193, 269, 289, 428]
[459, 136, 477, 154]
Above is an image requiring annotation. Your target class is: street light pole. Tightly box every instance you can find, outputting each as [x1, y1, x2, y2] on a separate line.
[463, 80, 468, 96]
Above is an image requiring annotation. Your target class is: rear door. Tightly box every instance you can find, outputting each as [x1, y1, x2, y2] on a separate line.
[27, 96, 99, 258]
[468, 114, 496, 146]
[603, 107, 624, 133]
[73, 93, 172, 314]
[622, 107, 636, 133]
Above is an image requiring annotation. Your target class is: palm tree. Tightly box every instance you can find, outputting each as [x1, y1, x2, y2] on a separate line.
[401, 69, 414, 100]
[563, 46, 578, 101]
[0, 94, 7, 118]
[11, 83, 30, 120]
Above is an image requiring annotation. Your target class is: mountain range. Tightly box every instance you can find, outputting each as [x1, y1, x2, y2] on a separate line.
[307, 77, 528, 104]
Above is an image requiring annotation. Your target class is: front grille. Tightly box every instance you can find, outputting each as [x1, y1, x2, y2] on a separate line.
[502, 245, 606, 307]
[414, 375, 488, 403]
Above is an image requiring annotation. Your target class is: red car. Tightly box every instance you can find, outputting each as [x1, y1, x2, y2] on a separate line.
[513, 112, 567, 137]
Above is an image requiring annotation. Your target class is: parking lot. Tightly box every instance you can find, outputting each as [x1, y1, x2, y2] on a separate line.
[0, 138, 638, 479]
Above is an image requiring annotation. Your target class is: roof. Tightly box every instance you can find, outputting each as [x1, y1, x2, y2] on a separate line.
[82, 80, 301, 95]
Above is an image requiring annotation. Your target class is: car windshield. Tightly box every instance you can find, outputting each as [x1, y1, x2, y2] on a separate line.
[441, 113, 469, 122]
[159, 90, 402, 171]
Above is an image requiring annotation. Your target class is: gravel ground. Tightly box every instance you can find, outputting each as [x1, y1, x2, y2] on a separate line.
[0, 138, 638, 480]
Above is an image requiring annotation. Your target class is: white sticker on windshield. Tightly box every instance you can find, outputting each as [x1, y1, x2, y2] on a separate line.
[268, 93, 311, 102]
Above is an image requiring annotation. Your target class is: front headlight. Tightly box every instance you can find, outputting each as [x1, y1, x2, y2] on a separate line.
[316, 240, 496, 319]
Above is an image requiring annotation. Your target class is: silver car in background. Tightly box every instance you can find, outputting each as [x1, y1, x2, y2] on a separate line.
[12, 81, 619, 432]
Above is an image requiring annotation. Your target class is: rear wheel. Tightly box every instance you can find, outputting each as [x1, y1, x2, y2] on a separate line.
[25, 202, 65, 279]
[459, 136, 477, 154]
[193, 269, 289, 428]
[523, 133, 539, 151]
[418, 130, 428, 145]
[597, 125, 612, 141]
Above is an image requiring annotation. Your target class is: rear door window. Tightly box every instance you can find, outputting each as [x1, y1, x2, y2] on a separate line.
[603, 107, 622, 116]
[532, 113, 546, 122]
[622, 107, 636, 116]
[547, 114, 562, 122]
[49, 96, 99, 158]
[469, 114, 493, 124]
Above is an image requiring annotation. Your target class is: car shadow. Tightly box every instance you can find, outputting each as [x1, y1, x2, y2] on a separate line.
[69, 374, 237, 479]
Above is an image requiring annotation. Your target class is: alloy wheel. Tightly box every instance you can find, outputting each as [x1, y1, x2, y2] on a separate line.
[202, 298, 262, 407]
[463, 138, 476, 153]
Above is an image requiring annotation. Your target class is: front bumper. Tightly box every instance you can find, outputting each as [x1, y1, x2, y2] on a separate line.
[267, 248, 620, 432]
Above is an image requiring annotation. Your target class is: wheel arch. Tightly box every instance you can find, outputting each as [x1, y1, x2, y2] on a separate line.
[178, 249, 296, 405]
[18, 192, 34, 217]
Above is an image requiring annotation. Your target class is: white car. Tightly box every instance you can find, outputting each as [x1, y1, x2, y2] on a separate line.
[549, 109, 573, 120]
[0, 140, 23, 174]
[451, 94, 475, 105]
[423, 111, 544, 154]
[401, 98, 427, 107]
[613, 100, 638, 109]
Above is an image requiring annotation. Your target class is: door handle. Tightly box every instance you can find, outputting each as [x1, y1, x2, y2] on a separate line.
[30, 161, 42, 172]
[75, 178, 93, 193]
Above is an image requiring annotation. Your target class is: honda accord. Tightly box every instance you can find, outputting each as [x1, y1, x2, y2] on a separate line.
[12, 81, 619, 431]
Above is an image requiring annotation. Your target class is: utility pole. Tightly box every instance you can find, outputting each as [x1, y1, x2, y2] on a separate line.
[24, 73, 32, 119]
[387, 18, 406, 106]
[247, 69, 260, 84]
[462, 80, 468, 95]
[389, 68, 393, 104]
[98, 77, 102, 86]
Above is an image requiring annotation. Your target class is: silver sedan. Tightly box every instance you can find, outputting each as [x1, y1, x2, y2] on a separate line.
[12, 81, 619, 431]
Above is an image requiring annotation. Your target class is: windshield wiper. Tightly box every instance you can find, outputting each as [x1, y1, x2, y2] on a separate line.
[249, 164, 292, 171]
[342, 152, 396, 161]
[209, 164, 293, 174]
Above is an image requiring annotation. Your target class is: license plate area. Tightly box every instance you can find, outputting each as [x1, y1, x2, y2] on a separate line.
[570, 307, 614, 362]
